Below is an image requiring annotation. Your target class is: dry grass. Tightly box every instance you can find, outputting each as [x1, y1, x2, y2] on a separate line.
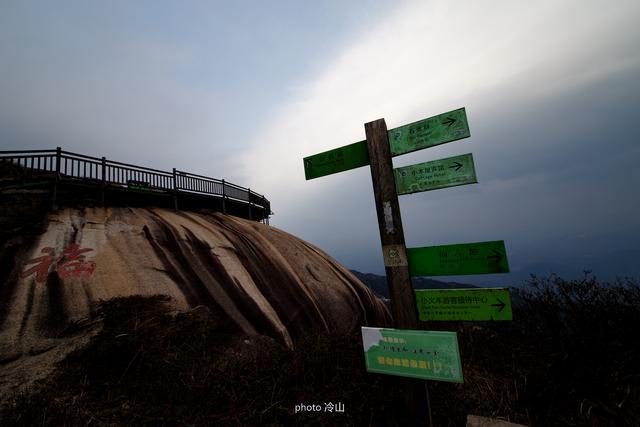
[1, 274, 639, 426]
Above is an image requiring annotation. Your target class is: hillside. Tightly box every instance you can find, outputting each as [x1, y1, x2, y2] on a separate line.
[351, 270, 478, 299]
[3, 274, 639, 426]
[1, 187, 639, 426]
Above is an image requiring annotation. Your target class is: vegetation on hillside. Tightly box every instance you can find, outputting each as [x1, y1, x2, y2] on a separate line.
[351, 270, 477, 299]
[2, 274, 639, 426]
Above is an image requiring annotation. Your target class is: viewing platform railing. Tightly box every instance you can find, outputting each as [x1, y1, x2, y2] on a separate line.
[0, 147, 271, 222]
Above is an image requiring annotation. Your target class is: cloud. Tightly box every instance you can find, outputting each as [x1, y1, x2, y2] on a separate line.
[240, 0, 640, 205]
[0, 1, 400, 184]
[238, 0, 640, 276]
[0, 27, 220, 171]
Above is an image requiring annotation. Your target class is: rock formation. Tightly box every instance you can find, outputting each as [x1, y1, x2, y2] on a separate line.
[1, 207, 390, 363]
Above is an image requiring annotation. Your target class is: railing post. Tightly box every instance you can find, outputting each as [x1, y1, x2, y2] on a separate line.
[172, 168, 178, 211]
[101, 156, 106, 206]
[52, 146, 61, 209]
[247, 188, 252, 220]
[55, 147, 61, 176]
[222, 179, 227, 214]
[266, 200, 271, 225]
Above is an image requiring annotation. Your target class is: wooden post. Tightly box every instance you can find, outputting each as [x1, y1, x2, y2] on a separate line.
[222, 179, 227, 214]
[172, 168, 178, 211]
[101, 156, 106, 206]
[365, 118, 430, 427]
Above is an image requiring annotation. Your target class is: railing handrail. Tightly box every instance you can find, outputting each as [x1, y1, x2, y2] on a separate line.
[59, 149, 104, 162]
[0, 148, 270, 212]
[0, 149, 57, 155]
[103, 158, 174, 176]
[175, 170, 265, 199]
[58, 150, 174, 176]
[174, 169, 223, 183]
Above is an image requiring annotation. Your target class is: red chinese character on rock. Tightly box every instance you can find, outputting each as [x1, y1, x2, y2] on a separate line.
[20, 247, 55, 282]
[21, 244, 96, 283]
[56, 243, 96, 279]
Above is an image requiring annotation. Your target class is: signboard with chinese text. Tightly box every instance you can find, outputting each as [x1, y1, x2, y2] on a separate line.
[303, 141, 370, 180]
[303, 108, 470, 180]
[407, 240, 509, 277]
[415, 288, 513, 321]
[394, 153, 477, 195]
[361, 327, 463, 383]
[388, 107, 470, 156]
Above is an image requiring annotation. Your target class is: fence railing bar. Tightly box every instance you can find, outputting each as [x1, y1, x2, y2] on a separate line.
[105, 159, 171, 175]
[1, 148, 270, 214]
[59, 150, 103, 162]
[0, 149, 57, 155]
[174, 169, 223, 183]
[0, 154, 56, 162]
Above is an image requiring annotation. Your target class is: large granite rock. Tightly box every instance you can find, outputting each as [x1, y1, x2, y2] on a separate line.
[0, 207, 390, 361]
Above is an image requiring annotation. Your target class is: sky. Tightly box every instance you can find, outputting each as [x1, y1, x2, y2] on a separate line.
[2, 1, 639, 286]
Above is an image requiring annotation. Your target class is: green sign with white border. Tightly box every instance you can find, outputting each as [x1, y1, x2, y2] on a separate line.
[394, 153, 477, 195]
[415, 288, 513, 321]
[361, 327, 463, 383]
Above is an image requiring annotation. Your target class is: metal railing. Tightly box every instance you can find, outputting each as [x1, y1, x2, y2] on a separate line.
[0, 147, 271, 219]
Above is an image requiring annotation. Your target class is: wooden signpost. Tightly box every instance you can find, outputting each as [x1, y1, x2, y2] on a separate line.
[365, 118, 430, 426]
[303, 107, 510, 426]
[365, 118, 417, 329]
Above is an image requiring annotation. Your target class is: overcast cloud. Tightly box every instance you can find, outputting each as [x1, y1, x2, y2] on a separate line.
[238, 0, 640, 284]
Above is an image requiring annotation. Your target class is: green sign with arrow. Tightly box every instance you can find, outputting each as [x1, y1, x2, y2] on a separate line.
[303, 108, 470, 180]
[394, 153, 477, 195]
[389, 107, 470, 156]
[407, 240, 509, 277]
[303, 140, 369, 181]
[415, 288, 513, 321]
[361, 327, 463, 383]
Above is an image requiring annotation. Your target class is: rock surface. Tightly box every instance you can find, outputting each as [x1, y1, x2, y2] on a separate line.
[0, 207, 390, 396]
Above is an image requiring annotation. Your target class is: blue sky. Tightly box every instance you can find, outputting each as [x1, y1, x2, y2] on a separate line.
[2, 1, 639, 286]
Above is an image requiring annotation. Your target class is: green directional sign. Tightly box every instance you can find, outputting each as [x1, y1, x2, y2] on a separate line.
[415, 288, 513, 321]
[361, 327, 463, 383]
[389, 107, 470, 156]
[303, 107, 470, 180]
[303, 140, 369, 180]
[394, 153, 477, 195]
[407, 240, 509, 277]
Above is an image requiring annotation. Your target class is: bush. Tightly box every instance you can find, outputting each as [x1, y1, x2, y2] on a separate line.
[512, 273, 640, 426]
[2, 274, 639, 426]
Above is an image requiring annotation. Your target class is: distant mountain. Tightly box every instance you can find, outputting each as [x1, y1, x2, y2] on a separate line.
[351, 270, 477, 299]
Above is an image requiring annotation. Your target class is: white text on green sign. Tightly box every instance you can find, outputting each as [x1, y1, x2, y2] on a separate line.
[303, 107, 470, 180]
[407, 240, 510, 276]
[389, 107, 470, 156]
[394, 153, 477, 195]
[361, 327, 463, 383]
[415, 288, 513, 321]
